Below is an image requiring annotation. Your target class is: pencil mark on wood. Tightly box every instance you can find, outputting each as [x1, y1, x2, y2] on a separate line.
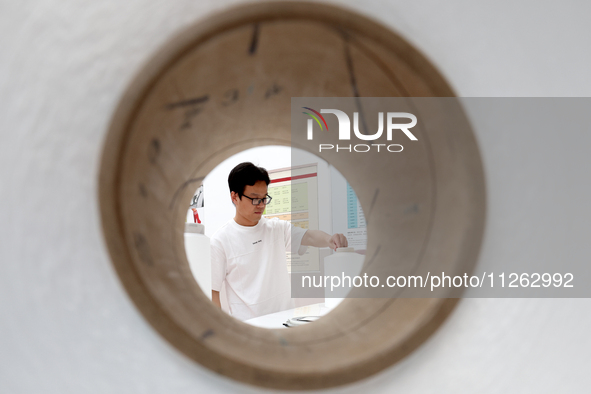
[133, 232, 154, 266]
[166, 95, 209, 129]
[222, 88, 239, 106]
[248, 23, 259, 55]
[343, 37, 360, 98]
[279, 337, 289, 346]
[166, 95, 209, 109]
[404, 204, 419, 215]
[139, 183, 148, 198]
[345, 33, 411, 96]
[201, 329, 214, 340]
[180, 107, 204, 130]
[148, 139, 160, 164]
[343, 34, 370, 137]
[264, 82, 282, 99]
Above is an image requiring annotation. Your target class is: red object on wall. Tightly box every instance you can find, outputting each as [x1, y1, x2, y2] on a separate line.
[192, 208, 201, 224]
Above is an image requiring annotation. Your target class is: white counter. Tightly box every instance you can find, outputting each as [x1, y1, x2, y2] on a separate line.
[244, 302, 338, 329]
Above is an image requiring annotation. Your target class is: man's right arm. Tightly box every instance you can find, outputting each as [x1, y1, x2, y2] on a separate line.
[210, 237, 226, 310]
[212, 290, 221, 309]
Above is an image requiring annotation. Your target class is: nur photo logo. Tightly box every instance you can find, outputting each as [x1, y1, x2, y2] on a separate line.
[303, 107, 418, 153]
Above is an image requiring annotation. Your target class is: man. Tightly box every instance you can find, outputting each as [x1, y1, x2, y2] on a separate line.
[210, 162, 348, 321]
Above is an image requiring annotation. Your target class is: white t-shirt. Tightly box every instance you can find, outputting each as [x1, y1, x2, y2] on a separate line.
[210, 217, 308, 321]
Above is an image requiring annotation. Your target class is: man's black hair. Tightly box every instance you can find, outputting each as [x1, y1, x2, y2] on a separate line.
[228, 162, 270, 198]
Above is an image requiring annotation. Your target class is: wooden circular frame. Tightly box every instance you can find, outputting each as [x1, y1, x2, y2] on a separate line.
[99, 2, 485, 390]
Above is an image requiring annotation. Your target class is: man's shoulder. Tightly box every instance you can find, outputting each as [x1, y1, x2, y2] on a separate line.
[210, 221, 234, 243]
[263, 217, 290, 229]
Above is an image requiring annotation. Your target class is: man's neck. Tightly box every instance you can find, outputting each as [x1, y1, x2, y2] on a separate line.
[233, 213, 259, 227]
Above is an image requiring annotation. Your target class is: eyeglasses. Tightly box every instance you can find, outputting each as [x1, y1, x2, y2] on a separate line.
[242, 194, 273, 205]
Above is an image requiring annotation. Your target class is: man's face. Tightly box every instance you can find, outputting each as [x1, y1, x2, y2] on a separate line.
[232, 180, 268, 226]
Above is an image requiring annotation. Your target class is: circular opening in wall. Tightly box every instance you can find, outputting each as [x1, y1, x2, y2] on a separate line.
[182, 145, 367, 328]
[99, 2, 485, 390]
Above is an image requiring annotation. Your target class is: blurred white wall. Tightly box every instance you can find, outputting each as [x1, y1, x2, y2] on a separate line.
[2, 1, 591, 393]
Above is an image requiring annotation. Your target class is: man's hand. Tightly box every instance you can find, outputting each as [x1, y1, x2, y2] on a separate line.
[302, 230, 348, 251]
[328, 233, 348, 251]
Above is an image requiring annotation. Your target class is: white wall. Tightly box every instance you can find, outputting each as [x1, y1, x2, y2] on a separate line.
[2, 1, 591, 393]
